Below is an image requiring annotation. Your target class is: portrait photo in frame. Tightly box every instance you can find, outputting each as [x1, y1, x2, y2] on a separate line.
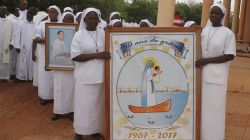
[45, 23, 78, 70]
[105, 27, 202, 140]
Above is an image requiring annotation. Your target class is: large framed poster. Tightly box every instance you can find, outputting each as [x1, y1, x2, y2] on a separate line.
[105, 27, 201, 140]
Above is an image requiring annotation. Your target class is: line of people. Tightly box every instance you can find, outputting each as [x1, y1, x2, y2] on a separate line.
[0, 1, 236, 140]
[0, 1, 157, 140]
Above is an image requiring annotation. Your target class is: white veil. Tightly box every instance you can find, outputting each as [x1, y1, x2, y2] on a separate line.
[206, 3, 227, 27]
[79, 8, 100, 30]
[48, 5, 62, 22]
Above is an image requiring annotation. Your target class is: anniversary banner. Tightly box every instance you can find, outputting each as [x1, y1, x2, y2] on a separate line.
[105, 28, 201, 140]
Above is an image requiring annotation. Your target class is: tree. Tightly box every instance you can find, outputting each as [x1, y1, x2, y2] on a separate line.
[124, 0, 158, 24]
[176, 2, 202, 25]
[0, 0, 203, 25]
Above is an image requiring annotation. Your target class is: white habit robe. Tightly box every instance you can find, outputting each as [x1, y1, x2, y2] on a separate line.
[36, 20, 54, 100]
[18, 10, 27, 22]
[33, 12, 48, 87]
[201, 26, 236, 140]
[15, 9, 28, 79]
[53, 71, 74, 114]
[52, 11, 75, 115]
[15, 20, 36, 80]
[71, 28, 105, 135]
[0, 17, 12, 80]
[52, 39, 74, 114]
[7, 14, 19, 76]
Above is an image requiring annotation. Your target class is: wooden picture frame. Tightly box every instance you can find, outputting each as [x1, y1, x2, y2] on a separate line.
[45, 23, 78, 70]
[105, 27, 202, 140]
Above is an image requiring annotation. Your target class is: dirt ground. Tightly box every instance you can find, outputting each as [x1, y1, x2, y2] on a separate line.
[0, 81, 74, 140]
[1, 80, 250, 140]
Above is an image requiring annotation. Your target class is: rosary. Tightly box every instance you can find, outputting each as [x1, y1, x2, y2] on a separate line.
[206, 27, 219, 51]
[88, 30, 99, 52]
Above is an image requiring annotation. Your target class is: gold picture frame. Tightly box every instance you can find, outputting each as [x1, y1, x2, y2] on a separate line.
[45, 23, 78, 70]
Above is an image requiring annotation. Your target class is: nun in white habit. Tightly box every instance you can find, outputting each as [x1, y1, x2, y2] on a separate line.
[33, 12, 48, 87]
[71, 7, 110, 140]
[75, 12, 82, 24]
[109, 11, 131, 27]
[63, 7, 74, 13]
[139, 19, 154, 27]
[109, 19, 122, 27]
[195, 3, 236, 140]
[35, 5, 62, 105]
[51, 11, 75, 121]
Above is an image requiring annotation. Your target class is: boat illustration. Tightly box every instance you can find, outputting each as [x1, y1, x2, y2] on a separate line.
[128, 99, 171, 113]
[148, 120, 155, 124]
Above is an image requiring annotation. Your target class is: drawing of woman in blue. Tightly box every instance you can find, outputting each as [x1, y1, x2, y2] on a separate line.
[141, 59, 157, 107]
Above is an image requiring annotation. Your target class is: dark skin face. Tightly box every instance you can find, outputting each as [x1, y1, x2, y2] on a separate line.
[14, 8, 20, 17]
[19, 0, 28, 11]
[140, 22, 149, 27]
[48, 8, 58, 22]
[63, 14, 74, 23]
[30, 7, 38, 16]
[26, 11, 33, 22]
[113, 22, 122, 27]
[0, 6, 7, 18]
[84, 11, 99, 31]
[210, 6, 224, 27]
[111, 14, 120, 20]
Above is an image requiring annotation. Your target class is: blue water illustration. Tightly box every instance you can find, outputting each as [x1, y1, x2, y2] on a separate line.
[117, 92, 188, 127]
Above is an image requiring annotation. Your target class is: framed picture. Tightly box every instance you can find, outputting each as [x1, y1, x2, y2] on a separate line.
[45, 23, 78, 70]
[105, 27, 202, 140]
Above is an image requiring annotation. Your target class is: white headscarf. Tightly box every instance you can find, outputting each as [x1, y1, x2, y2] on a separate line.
[109, 12, 121, 21]
[139, 19, 154, 27]
[96, 8, 107, 28]
[184, 21, 196, 27]
[206, 3, 227, 27]
[48, 5, 62, 22]
[62, 12, 76, 23]
[63, 7, 73, 13]
[109, 19, 122, 26]
[75, 12, 82, 23]
[96, 9, 102, 19]
[79, 7, 100, 30]
[75, 12, 82, 19]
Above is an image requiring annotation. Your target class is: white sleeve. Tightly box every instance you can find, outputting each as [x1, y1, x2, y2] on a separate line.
[35, 21, 43, 39]
[10, 22, 15, 45]
[71, 32, 83, 59]
[32, 25, 37, 40]
[224, 31, 236, 56]
[14, 23, 21, 49]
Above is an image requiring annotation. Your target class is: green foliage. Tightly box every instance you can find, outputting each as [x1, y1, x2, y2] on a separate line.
[124, 0, 158, 24]
[176, 2, 202, 25]
[0, 0, 203, 25]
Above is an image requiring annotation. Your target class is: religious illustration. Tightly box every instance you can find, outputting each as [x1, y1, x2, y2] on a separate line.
[107, 28, 200, 140]
[45, 23, 78, 70]
[116, 48, 188, 128]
